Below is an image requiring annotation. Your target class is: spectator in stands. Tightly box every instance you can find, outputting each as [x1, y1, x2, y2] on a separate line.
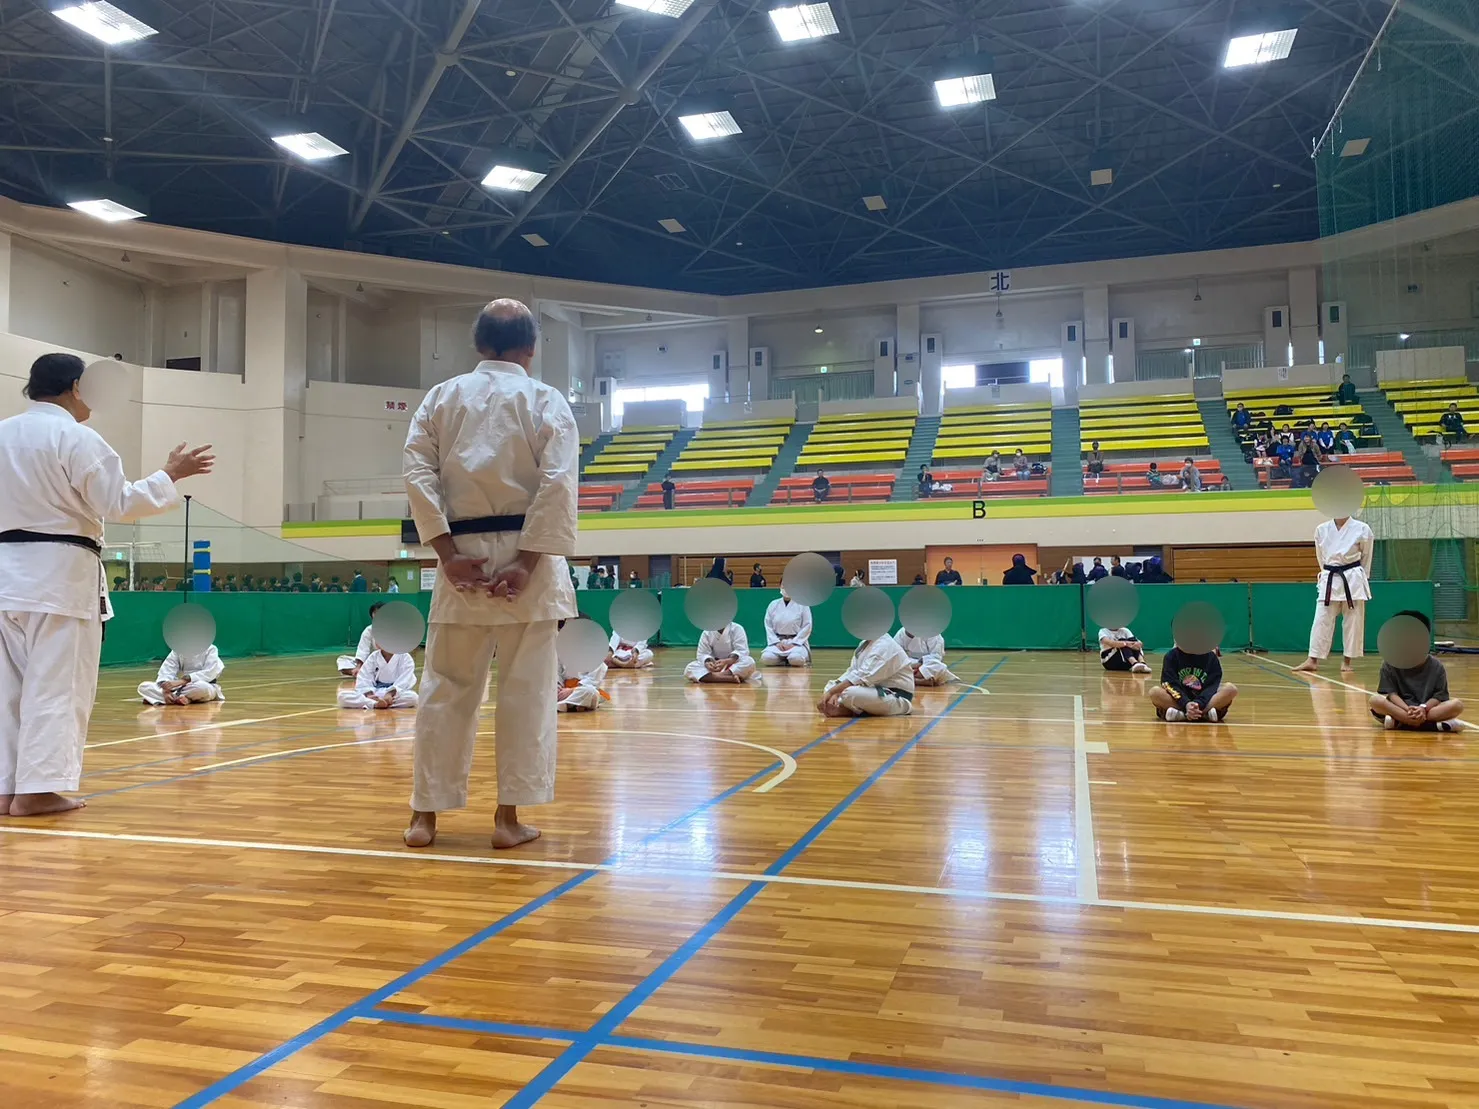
[706, 557, 732, 585]
[1146, 462, 1177, 489]
[1280, 422, 1294, 441]
[1316, 423, 1335, 452]
[1013, 449, 1030, 479]
[1335, 423, 1357, 453]
[1441, 402, 1467, 443]
[1180, 457, 1202, 492]
[1274, 435, 1296, 482]
[983, 450, 1002, 484]
[849, 569, 865, 587]
[1002, 554, 1037, 585]
[912, 573, 926, 585]
[1231, 403, 1251, 432]
[750, 563, 767, 588]
[1296, 435, 1321, 488]
[1085, 440, 1105, 483]
[1335, 374, 1358, 406]
[1087, 557, 1108, 582]
[351, 571, 367, 593]
[1140, 556, 1174, 583]
[1110, 556, 1127, 579]
[387, 578, 399, 593]
[834, 563, 845, 587]
[661, 473, 676, 510]
[935, 557, 964, 586]
[627, 570, 642, 588]
[584, 560, 601, 589]
[369, 581, 383, 593]
[917, 464, 934, 499]
[594, 565, 611, 589]
[812, 471, 831, 503]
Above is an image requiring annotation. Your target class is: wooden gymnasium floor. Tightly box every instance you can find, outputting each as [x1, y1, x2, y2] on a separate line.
[5, 647, 1479, 1109]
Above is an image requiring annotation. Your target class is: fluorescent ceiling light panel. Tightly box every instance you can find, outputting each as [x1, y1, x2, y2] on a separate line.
[1340, 137, 1370, 157]
[862, 194, 887, 211]
[272, 132, 348, 161]
[1222, 29, 1297, 68]
[53, 1, 156, 44]
[769, 2, 839, 42]
[522, 233, 550, 247]
[659, 219, 686, 233]
[67, 198, 145, 223]
[613, 0, 697, 16]
[1090, 168, 1114, 186]
[935, 72, 996, 108]
[678, 110, 741, 141]
[481, 164, 547, 191]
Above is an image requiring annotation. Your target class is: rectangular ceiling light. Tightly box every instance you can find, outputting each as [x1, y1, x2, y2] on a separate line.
[53, 2, 157, 45]
[272, 132, 348, 161]
[1090, 168, 1114, 186]
[1222, 29, 1297, 68]
[614, 0, 697, 16]
[769, 3, 839, 42]
[522, 233, 550, 247]
[862, 194, 887, 211]
[934, 72, 996, 108]
[1340, 137, 1371, 157]
[678, 110, 741, 141]
[482, 164, 548, 192]
[67, 198, 146, 223]
[659, 218, 686, 233]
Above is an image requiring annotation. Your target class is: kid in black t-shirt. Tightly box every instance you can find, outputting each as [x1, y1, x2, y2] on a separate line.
[1148, 646, 1239, 723]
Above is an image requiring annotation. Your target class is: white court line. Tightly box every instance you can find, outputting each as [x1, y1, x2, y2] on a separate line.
[8, 826, 1479, 936]
[575, 730, 795, 793]
[109, 674, 344, 702]
[1258, 655, 1474, 731]
[86, 708, 339, 750]
[1072, 694, 1098, 901]
[194, 735, 408, 772]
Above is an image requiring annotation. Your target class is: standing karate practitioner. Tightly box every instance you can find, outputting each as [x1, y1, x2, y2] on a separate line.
[761, 590, 812, 666]
[0, 353, 213, 816]
[138, 644, 226, 705]
[893, 628, 958, 686]
[1292, 514, 1374, 674]
[402, 300, 578, 850]
[818, 634, 916, 717]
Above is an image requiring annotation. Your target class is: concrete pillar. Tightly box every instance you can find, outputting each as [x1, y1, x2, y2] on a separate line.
[539, 313, 573, 395]
[142, 285, 162, 367]
[1289, 267, 1320, 365]
[199, 281, 218, 374]
[726, 316, 749, 401]
[0, 231, 14, 334]
[1083, 285, 1110, 386]
[898, 304, 927, 410]
[244, 266, 307, 529]
[335, 296, 349, 383]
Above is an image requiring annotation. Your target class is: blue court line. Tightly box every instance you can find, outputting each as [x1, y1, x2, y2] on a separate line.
[172, 712, 865, 1107]
[499, 657, 1010, 1109]
[360, 1008, 1247, 1109]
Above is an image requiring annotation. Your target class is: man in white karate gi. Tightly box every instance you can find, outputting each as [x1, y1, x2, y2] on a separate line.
[337, 603, 383, 676]
[139, 643, 226, 705]
[894, 627, 958, 686]
[338, 646, 419, 710]
[403, 300, 578, 850]
[761, 589, 813, 667]
[819, 634, 915, 717]
[0, 353, 212, 816]
[1293, 513, 1374, 674]
[683, 621, 759, 684]
[606, 631, 653, 669]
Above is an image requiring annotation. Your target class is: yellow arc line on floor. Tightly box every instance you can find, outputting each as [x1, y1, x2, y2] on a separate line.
[7, 826, 1479, 936]
[85, 708, 339, 749]
[574, 729, 796, 792]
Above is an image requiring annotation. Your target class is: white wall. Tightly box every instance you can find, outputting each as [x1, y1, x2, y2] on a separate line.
[1109, 272, 1286, 348]
[10, 240, 146, 360]
[945, 383, 1053, 409]
[704, 397, 796, 424]
[301, 381, 423, 503]
[346, 296, 422, 388]
[306, 288, 340, 382]
[923, 293, 1081, 365]
[157, 284, 202, 366]
[1338, 253, 1479, 332]
[752, 307, 894, 374]
[593, 322, 727, 387]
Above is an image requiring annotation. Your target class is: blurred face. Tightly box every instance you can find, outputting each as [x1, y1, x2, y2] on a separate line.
[944, 558, 953, 569]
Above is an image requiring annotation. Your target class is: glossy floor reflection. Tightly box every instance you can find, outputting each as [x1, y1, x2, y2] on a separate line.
[3, 648, 1479, 1108]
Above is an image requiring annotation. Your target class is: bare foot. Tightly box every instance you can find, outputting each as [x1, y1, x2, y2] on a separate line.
[403, 810, 437, 848]
[9, 793, 85, 817]
[0, 794, 11, 813]
[492, 808, 540, 850]
[817, 702, 852, 718]
[1341, 659, 1356, 674]
[1291, 659, 1319, 674]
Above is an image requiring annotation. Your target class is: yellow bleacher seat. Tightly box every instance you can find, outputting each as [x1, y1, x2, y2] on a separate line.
[1081, 393, 1195, 406]
[937, 424, 1050, 440]
[811, 419, 916, 435]
[799, 449, 909, 465]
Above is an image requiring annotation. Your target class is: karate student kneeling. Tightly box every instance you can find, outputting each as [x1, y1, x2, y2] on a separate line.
[684, 621, 759, 684]
[894, 627, 958, 686]
[139, 643, 226, 705]
[557, 660, 608, 712]
[606, 631, 653, 669]
[337, 646, 419, 710]
[761, 589, 812, 666]
[819, 634, 915, 717]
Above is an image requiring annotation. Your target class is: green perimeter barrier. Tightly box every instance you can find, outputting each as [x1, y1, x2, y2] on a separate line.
[102, 582, 1435, 666]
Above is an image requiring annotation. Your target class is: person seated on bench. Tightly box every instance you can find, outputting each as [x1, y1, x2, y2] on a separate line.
[1085, 441, 1105, 483]
[812, 471, 830, 503]
[139, 642, 226, 705]
[1147, 462, 1178, 489]
[1012, 449, 1030, 479]
[1369, 612, 1464, 732]
[1334, 374, 1358, 406]
[1179, 458, 1203, 492]
[337, 603, 383, 676]
[818, 633, 914, 718]
[1316, 423, 1335, 452]
[1148, 640, 1237, 723]
[336, 644, 418, 710]
[1335, 423, 1357, 454]
[684, 621, 759, 684]
[1441, 403, 1468, 443]
[894, 627, 957, 686]
[607, 631, 654, 669]
[1231, 403, 1250, 431]
[982, 450, 1002, 484]
[1099, 626, 1152, 674]
[557, 660, 608, 713]
[761, 589, 812, 667]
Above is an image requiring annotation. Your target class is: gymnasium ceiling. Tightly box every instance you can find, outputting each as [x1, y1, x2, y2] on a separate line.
[0, 0, 1411, 294]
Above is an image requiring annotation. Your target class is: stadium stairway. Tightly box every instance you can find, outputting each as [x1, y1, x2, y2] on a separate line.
[618, 428, 697, 511]
[580, 432, 613, 472]
[1049, 407, 1082, 496]
[1360, 389, 1445, 483]
[748, 421, 814, 506]
[892, 415, 941, 501]
[1197, 399, 1254, 489]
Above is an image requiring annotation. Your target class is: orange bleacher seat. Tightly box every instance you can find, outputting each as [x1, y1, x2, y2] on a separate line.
[1254, 452, 1418, 488]
[578, 483, 624, 512]
[775, 473, 895, 504]
[922, 467, 1050, 498]
[634, 477, 755, 509]
[1441, 446, 1479, 480]
[1082, 461, 1226, 495]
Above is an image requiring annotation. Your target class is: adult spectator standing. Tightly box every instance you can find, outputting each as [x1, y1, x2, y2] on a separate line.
[934, 557, 964, 586]
[0, 353, 213, 816]
[661, 473, 676, 510]
[812, 471, 831, 503]
[706, 556, 733, 585]
[749, 563, 767, 589]
[1110, 556, 1128, 579]
[1086, 557, 1108, 582]
[1002, 554, 1037, 585]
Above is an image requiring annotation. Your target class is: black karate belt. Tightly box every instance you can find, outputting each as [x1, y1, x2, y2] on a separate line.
[1322, 560, 1364, 606]
[448, 515, 526, 537]
[0, 529, 102, 556]
[884, 686, 915, 702]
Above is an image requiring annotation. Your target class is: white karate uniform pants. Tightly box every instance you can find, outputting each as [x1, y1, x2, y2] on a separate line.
[338, 688, 419, 710]
[683, 655, 758, 682]
[0, 610, 102, 794]
[913, 657, 957, 685]
[139, 680, 222, 705]
[825, 680, 912, 717]
[336, 655, 359, 673]
[557, 683, 602, 712]
[761, 644, 811, 667]
[412, 620, 557, 812]
[1309, 600, 1365, 660]
[607, 647, 653, 669]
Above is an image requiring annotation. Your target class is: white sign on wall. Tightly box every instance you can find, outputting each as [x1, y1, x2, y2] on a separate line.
[989, 270, 1012, 293]
[868, 559, 898, 585]
[420, 567, 438, 591]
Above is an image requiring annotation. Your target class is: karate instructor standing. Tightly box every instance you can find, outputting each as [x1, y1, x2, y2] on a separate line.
[0, 353, 214, 816]
[403, 299, 579, 850]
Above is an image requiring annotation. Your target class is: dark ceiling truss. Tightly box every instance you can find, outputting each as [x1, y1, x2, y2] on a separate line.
[0, 0, 1405, 292]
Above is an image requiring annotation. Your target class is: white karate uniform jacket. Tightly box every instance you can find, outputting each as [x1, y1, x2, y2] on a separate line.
[764, 599, 813, 648]
[893, 629, 957, 683]
[685, 622, 758, 681]
[339, 650, 420, 709]
[337, 625, 375, 672]
[139, 646, 226, 704]
[607, 630, 653, 666]
[557, 660, 607, 711]
[839, 636, 917, 696]
[1314, 518, 1374, 604]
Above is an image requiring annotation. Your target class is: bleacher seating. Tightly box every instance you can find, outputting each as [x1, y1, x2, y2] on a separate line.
[797, 409, 915, 468]
[1078, 393, 1210, 453]
[933, 401, 1051, 463]
[1441, 446, 1479, 480]
[1224, 384, 1380, 449]
[1254, 451, 1418, 488]
[635, 477, 755, 509]
[921, 466, 1050, 498]
[1380, 377, 1479, 441]
[669, 417, 794, 474]
[583, 427, 676, 477]
[1083, 460, 1227, 495]
[578, 483, 624, 512]
[775, 473, 895, 504]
